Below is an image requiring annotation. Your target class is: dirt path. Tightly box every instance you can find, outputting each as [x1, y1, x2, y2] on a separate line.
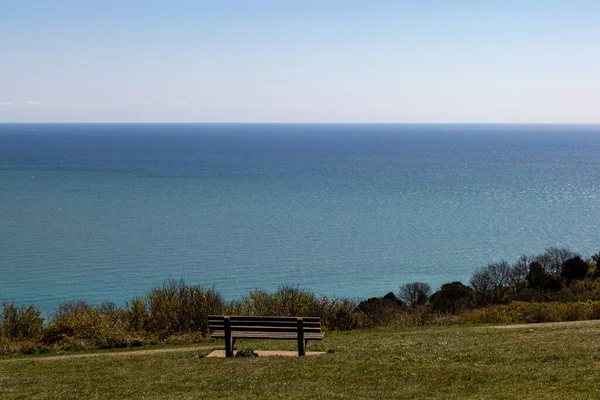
[490, 319, 600, 329]
[206, 350, 326, 357]
[0, 345, 215, 363]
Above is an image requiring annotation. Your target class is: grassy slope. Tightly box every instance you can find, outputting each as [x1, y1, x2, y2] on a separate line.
[1, 322, 600, 399]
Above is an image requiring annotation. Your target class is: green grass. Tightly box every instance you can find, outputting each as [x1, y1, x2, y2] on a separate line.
[1, 322, 600, 399]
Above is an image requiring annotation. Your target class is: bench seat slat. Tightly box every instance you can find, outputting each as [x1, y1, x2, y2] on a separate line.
[208, 323, 321, 329]
[209, 325, 322, 331]
[208, 315, 320, 323]
[209, 323, 320, 330]
[209, 325, 322, 333]
[208, 320, 320, 328]
[211, 330, 324, 340]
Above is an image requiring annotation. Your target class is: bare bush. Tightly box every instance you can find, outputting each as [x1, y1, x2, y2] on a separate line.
[398, 282, 432, 307]
[470, 267, 492, 294]
[534, 247, 579, 275]
[470, 261, 511, 303]
[508, 255, 530, 291]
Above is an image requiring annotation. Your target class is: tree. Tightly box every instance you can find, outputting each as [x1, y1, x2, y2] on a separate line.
[561, 256, 589, 285]
[526, 261, 549, 290]
[470, 261, 511, 303]
[430, 282, 474, 314]
[526, 261, 561, 291]
[398, 282, 432, 307]
[534, 247, 579, 275]
[487, 261, 511, 291]
[508, 255, 530, 293]
[592, 252, 600, 267]
[591, 252, 600, 279]
[470, 267, 492, 294]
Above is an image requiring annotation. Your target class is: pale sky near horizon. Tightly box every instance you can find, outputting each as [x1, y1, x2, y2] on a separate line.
[1, 1, 599, 123]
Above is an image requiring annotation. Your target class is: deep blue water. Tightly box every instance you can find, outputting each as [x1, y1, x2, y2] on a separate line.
[1, 123, 599, 312]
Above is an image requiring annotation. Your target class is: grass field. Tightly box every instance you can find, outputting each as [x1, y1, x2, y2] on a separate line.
[1, 321, 600, 399]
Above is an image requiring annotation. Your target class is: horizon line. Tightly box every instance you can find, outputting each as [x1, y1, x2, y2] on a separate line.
[1, 122, 600, 126]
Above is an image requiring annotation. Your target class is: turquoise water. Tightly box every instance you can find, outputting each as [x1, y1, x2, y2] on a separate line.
[1, 124, 599, 311]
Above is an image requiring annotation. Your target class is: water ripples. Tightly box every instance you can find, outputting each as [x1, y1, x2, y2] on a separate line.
[1, 124, 600, 311]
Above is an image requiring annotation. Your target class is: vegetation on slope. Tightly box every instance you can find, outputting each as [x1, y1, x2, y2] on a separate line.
[1, 247, 600, 356]
[2, 322, 600, 399]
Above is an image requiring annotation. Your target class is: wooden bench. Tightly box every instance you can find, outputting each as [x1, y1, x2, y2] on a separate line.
[208, 315, 324, 357]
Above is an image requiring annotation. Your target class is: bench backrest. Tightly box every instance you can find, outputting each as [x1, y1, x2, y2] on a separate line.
[208, 315, 322, 335]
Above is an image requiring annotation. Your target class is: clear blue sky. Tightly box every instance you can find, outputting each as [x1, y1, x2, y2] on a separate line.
[1, 0, 599, 123]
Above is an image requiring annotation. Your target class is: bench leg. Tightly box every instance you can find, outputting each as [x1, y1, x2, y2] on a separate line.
[297, 318, 305, 356]
[225, 338, 236, 358]
[297, 339, 306, 357]
[225, 338, 233, 358]
[225, 317, 233, 357]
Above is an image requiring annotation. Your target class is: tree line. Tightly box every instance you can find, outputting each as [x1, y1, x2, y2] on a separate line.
[364, 247, 600, 319]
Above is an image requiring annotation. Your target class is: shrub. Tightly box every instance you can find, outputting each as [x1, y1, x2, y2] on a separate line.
[430, 282, 474, 314]
[356, 292, 405, 325]
[592, 301, 600, 319]
[511, 288, 547, 302]
[42, 300, 140, 349]
[568, 280, 600, 301]
[0, 303, 44, 341]
[98, 301, 121, 321]
[323, 297, 360, 331]
[385, 307, 457, 328]
[0, 337, 22, 355]
[123, 297, 149, 333]
[458, 301, 600, 325]
[233, 286, 359, 331]
[144, 280, 225, 337]
[236, 286, 321, 316]
[53, 299, 91, 321]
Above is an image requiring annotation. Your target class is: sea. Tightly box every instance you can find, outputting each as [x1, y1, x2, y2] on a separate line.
[1, 123, 599, 312]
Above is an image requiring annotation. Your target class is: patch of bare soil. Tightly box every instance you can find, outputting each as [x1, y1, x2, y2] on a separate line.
[206, 350, 327, 358]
